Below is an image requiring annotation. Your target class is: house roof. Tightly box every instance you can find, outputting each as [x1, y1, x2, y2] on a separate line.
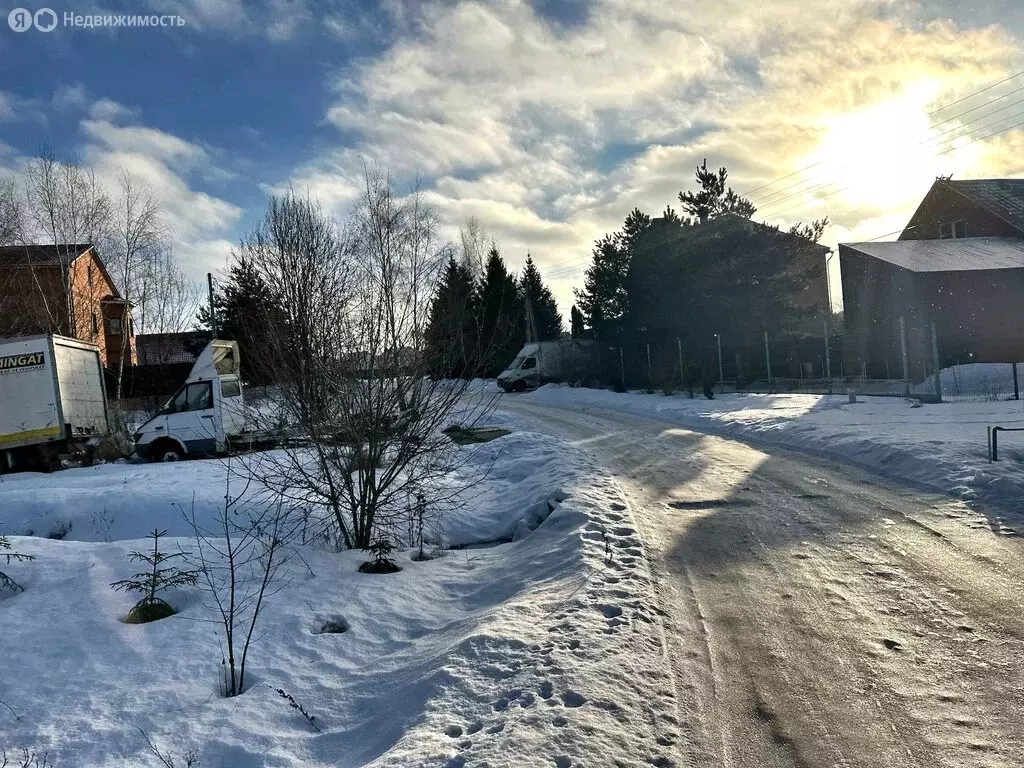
[841, 237, 1024, 272]
[0, 243, 94, 265]
[945, 179, 1024, 233]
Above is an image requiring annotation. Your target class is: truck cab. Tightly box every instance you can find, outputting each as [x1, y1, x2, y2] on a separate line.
[134, 340, 246, 461]
[497, 343, 541, 392]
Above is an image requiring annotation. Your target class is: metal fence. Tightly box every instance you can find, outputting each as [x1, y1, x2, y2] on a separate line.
[591, 322, 1022, 404]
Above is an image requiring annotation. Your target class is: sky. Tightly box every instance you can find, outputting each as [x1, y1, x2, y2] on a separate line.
[2, 0, 1024, 317]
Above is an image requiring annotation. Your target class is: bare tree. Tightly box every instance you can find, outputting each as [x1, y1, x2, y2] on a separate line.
[22, 147, 111, 335]
[458, 216, 490, 279]
[0, 177, 22, 245]
[105, 168, 171, 398]
[242, 173, 496, 550]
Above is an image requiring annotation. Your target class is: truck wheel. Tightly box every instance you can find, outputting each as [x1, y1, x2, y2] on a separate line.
[153, 440, 184, 462]
[513, 379, 528, 392]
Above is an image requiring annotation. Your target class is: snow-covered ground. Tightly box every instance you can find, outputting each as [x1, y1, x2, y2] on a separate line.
[518, 384, 1024, 515]
[0, 413, 679, 767]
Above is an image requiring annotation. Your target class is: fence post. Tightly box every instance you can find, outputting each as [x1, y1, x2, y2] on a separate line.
[823, 316, 832, 394]
[930, 320, 942, 402]
[646, 343, 651, 386]
[676, 337, 683, 387]
[1014, 362, 1020, 401]
[714, 333, 724, 390]
[899, 315, 910, 396]
[619, 346, 625, 391]
[764, 331, 772, 389]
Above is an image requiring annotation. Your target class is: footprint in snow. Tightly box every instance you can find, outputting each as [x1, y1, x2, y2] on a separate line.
[552, 715, 568, 727]
[554, 756, 572, 768]
[610, 502, 626, 511]
[444, 725, 463, 738]
[466, 720, 483, 735]
[561, 690, 586, 708]
[539, 680, 554, 699]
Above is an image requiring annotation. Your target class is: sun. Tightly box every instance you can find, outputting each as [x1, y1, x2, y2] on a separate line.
[809, 93, 984, 210]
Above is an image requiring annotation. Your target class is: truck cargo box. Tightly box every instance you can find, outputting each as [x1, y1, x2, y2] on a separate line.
[0, 334, 108, 455]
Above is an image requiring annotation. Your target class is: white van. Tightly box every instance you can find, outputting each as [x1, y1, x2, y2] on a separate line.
[133, 340, 248, 461]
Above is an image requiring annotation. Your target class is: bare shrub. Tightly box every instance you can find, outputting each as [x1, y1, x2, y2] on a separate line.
[183, 476, 298, 697]
[238, 173, 496, 552]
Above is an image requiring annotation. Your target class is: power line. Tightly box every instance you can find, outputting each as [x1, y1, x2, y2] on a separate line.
[739, 70, 1024, 206]
[756, 105, 1024, 217]
[759, 114, 1024, 221]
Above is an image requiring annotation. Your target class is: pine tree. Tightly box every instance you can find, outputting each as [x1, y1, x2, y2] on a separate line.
[423, 256, 478, 379]
[519, 254, 562, 341]
[570, 304, 585, 338]
[677, 159, 756, 223]
[476, 246, 524, 376]
[111, 529, 199, 623]
[0, 536, 34, 593]
[573, 233, 630, 339]
[197, 256, 286, 384]
[572, 208, 652, 340]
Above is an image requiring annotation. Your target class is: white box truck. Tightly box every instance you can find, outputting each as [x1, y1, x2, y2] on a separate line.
[133, 339, 252, 461]
[496, 339, 597, 392]
[0, 334, 110, 471]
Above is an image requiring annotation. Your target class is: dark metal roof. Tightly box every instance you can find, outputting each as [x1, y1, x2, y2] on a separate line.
[945, 179, 1024, 233]
[841, 237, 1024, 272]
[0, 243, 93, 266]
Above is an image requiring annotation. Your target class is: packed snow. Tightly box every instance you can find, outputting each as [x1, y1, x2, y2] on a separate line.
[518, 384, 1024, 515]
[0, 412, 680, 767]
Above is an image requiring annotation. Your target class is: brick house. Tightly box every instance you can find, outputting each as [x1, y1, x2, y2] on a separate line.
[0, 244, 136, 370]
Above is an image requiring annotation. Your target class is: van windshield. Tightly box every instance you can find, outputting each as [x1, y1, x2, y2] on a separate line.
[508, 356, 525, 371]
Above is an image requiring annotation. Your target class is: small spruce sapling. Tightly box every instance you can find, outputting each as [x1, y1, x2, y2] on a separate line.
[358, 538, 401, 574]
[0, 537, 34, 593]
[111, 529, 198, 623]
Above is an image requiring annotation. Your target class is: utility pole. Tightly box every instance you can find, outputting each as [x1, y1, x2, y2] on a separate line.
[524, 296, 538, 344]
[207, 272, 218, 339]
[764, 331, 772, 388]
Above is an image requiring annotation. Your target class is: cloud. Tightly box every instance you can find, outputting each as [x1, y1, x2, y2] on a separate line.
[78, 103, 243, 281]
[293, 0, 1024, 314]
[52, 83, 89, 112]
[0, 92, 13, 121]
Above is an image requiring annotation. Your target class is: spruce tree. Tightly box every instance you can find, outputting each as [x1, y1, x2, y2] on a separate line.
[519, 254, 562, 341]
[111, 529, 199, 623]
[573, 233, 630, 339]
[423, 256, 478, 378]
[476, 246, 524, 376]
[570, 305, 585, 338]
[197, 256, 286, 384]
[0, 536, 33, 593]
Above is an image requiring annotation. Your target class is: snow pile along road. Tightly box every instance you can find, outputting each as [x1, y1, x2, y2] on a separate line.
[0, 419, 680, 767]
[519, 385, 1024, 515]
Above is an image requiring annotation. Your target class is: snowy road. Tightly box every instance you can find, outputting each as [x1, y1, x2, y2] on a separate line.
[500, 398, 1024, 768]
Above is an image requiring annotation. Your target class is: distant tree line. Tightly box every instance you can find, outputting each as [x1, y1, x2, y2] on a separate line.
[202, 221, 564, 382]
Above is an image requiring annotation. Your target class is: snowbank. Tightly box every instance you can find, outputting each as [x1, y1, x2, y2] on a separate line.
[521, 385, 1024, 514]
[0, 424, 679, 767]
